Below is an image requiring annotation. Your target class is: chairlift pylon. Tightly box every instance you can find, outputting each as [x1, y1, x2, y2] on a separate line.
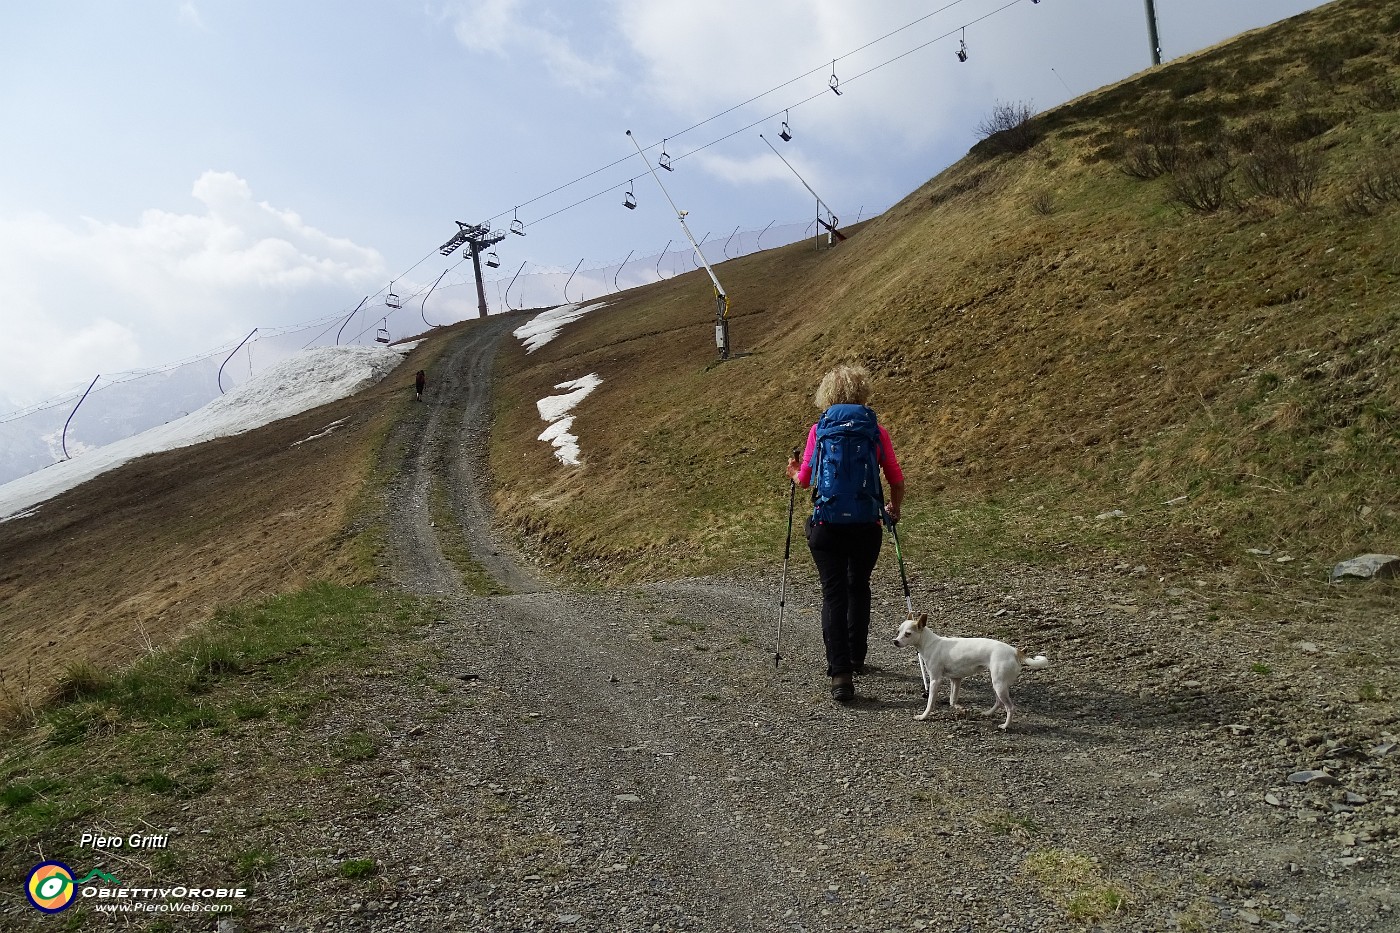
[828, 60, 843, 96]
[510, 207, 526, 236]
[957, 29, 969, 62]
[623, 179, 637, 210]
[386, 281, 402, 309]
[375, 319, 391, 344]
[659, 139, 674, 171]
[779, 110, 792, 142]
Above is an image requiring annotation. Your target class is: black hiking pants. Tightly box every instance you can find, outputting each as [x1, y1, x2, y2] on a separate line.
[806, 519, 883, 677]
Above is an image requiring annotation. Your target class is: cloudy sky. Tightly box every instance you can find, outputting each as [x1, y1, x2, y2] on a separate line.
[0, 0, 1327, 412]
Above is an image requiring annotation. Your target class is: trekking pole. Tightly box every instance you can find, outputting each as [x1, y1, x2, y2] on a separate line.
[886, 511, 914, 619]
[774, 446, 801, 668]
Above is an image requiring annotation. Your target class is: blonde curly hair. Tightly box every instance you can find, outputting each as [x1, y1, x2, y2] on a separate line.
[814, 363, 872, 409]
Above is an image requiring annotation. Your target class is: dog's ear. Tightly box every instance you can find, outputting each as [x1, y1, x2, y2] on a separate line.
[917, 613, 928, 629]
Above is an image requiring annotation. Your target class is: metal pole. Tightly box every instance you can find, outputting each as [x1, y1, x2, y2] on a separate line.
[756, 220, 774, 249]
[626, 129, 731, 359]
[1144, 0, 1162, 65]
[656, 239, 672, 279]
[504, 260, 527, 311]
[563, 258, 584, 304]
[421, 269, 448, 329]
[613, 250, 634, 292]
[218, 328, 258, 394]
[761, 133, 839, 230]
[693, 232, 710, 269]
[723, 225, 740, 260]
[335, 297, 367, 345]
[60, 374, 100, 460]
[470, 243, 489, 317]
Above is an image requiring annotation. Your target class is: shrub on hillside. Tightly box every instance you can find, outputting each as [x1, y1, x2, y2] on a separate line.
[1168, 153, 1236, 214]
[973, 100, 1038, 156]
[1340, 156, 1400, 216]
[1241, 134, 1324, 209]
[1121, 118, 1183, 179]
[1306, 45, 1345, 84]
[1361, 78, 1399, 111]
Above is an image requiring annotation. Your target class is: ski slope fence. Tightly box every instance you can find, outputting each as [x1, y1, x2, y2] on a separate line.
[0, 210, 884, 486]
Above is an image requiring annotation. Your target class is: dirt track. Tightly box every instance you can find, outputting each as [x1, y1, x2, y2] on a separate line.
[5, 320, 1393, 932]
[207, 322, 1396, 932]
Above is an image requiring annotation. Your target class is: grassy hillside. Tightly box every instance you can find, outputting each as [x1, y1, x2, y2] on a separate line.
[0, 325, 466, 717]
[492, 0, 1400, 592]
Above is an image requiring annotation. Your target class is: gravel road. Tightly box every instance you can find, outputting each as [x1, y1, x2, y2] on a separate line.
[235, 323, 1397, 932]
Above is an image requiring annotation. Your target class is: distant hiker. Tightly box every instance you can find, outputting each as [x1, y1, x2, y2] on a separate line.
[786, 364, 905, 703]
[415, 370, 426, 401]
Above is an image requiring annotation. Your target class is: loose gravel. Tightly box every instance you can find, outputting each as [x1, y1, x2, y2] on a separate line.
[198, 324, 1400, 932]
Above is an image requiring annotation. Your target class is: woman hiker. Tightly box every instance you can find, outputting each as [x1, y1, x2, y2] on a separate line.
[785, 363, 905, 703]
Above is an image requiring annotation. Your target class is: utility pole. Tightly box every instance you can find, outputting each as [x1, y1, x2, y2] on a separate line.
[760, 133, 845, 248]
[439, 221, 506, 318]
[1144, 0, 1162, 66]
[626, 130, 731, 359]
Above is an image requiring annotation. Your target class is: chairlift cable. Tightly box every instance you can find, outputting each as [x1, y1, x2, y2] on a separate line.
[469, 0, 991, 233]
[378, 0, 1024, 299]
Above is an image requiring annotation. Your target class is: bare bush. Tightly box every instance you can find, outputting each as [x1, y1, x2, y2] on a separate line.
[974, 100, 1038, 155]
[1340, 157, 1400, 216]
[1168, 155, 1236, 214]
[1030, 192, 1056, 216]
[1242, 135, 1324, 209]
[1120, 118, 1182, 179]
[1361, 79, 1399, 111]
[1306, 46, 1345, 85]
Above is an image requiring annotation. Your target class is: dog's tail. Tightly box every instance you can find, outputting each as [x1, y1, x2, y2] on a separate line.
[1017, 648, 1050, 669]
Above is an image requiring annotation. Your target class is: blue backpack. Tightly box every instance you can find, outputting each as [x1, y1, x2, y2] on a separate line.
[811, 403, 884, 524]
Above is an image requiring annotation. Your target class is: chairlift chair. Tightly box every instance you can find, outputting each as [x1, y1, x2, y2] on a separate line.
[623, 180, 637, 210]
[375, 320, 391, 344]
[829, 60, 843, 96]
[659, 139, 674, 171]
[957, 29, 969, 62]
[386, 281, 403, 309]
[779, 110, 792, 142]
[486, 249, 501, 268]
[510, 207, 526, 236]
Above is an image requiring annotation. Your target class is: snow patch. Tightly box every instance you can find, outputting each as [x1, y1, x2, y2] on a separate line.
[536, 374, 601, 466]
[513, 302, 608, 353]
[0, 344, 409, 520]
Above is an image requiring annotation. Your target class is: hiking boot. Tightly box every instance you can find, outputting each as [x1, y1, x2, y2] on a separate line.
[831, 675, 855, 703]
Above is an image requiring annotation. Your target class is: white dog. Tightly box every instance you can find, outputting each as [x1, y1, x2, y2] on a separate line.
[893, 614, 1049, 729]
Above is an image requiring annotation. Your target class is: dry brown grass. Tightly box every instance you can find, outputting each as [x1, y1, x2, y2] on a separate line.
[490, 0, 1400, 588]
[0, 325, 466, 715]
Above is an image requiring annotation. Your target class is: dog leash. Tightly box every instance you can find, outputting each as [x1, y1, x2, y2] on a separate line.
[887, 513, 929, 691]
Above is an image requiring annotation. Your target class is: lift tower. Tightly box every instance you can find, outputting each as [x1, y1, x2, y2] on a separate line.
[439, 221, 506, 318]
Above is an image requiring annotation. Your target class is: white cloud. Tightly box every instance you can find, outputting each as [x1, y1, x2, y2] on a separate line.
[0, 172, 385, 408]
[445, 0, 615, 91]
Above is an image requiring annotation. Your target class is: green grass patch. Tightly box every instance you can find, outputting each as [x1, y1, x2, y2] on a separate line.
[1023, 848, 1131, 924]
[429, 474, 510, 596]
[338, 857, 378, 879]
[234, 848, 278, 882]
[0, 584, 433, 888]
